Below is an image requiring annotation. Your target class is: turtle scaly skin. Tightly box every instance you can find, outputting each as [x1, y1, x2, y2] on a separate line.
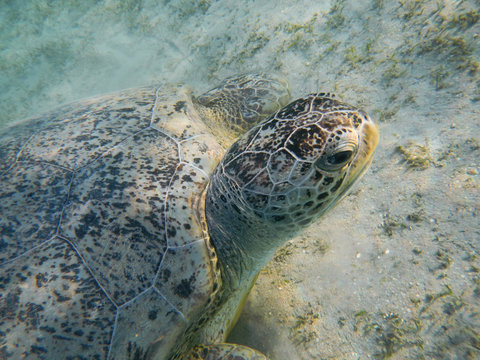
[186, 93, 379, 358]
[0, 74, 378, 360]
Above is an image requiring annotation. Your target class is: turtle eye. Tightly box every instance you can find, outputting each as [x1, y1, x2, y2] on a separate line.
[315, 148, 356, 171]
[328, 150, 353, 165]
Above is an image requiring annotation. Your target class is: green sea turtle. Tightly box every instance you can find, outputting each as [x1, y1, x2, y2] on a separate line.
[0, 74, 378, 360]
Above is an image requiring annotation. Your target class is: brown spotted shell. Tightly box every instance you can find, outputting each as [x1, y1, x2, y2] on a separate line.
[0, 86, 224, 359]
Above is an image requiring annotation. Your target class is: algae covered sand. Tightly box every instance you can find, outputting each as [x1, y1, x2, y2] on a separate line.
[229, 1, 480, 359]
[1, 0, 479, 359]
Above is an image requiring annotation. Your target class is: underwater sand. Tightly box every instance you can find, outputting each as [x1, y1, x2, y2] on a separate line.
[1, 0, 479, 359]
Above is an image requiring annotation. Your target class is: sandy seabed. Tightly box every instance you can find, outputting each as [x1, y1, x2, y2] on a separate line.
[1, 0, 479, 359]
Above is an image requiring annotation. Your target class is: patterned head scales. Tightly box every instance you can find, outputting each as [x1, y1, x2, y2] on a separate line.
[216, 93, 379, 231]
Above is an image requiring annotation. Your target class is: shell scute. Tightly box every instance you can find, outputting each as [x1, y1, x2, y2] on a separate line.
[108, 288, 186, 360]
[18, 87, 156, 170]
[164, 162, 210, 248]
[59, 128, 178, 306]
[151, 89, 208, 140]
[155, 240, 216, 321]
[0, 163, 72, 263]
[179, 134, 224, 172]
[0, 239, 116, 360]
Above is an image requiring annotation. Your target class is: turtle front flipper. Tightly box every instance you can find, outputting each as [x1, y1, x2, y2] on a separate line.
[189, 343, 268, 360]
[193, 74, 290, 146]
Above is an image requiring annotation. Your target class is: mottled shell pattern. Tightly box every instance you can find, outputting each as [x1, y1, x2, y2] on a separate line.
[0, 86, 225, 359]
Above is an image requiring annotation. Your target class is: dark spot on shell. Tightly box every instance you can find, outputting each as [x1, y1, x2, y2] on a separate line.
[74, 210, 100, 240]
[127, 341, 146, 360]
[182, 174, 193, 182]
[39, 326, 56, 334]
[174, 101, 186, 112]
[112, 202, 128, 209]
[161, 269, 171, 281]
[167, 226, 177, 238]
[53, 334, 73, 341]
[15, 273, 27, 282]
[174, 275, 195, 298]
[148, 310, 158, 320]
[117, 107, 135, 112]
[30, 345, 48, 354]
[53, 290, 71, 302]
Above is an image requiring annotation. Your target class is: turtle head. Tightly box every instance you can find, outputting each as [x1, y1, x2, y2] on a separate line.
[206, 93, 379, 284]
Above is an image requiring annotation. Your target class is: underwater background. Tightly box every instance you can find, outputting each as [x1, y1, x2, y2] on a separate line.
[1, 0, 479, 359]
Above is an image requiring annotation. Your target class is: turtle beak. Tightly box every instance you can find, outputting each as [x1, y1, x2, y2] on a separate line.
[352, 117, 379, 176]
[335, 118, 379, 201]
[363, 120, 380, 157]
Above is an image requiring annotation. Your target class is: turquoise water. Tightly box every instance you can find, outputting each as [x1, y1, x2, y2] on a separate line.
[0, 0, 218, 128]
[0, 0, 479, 359]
